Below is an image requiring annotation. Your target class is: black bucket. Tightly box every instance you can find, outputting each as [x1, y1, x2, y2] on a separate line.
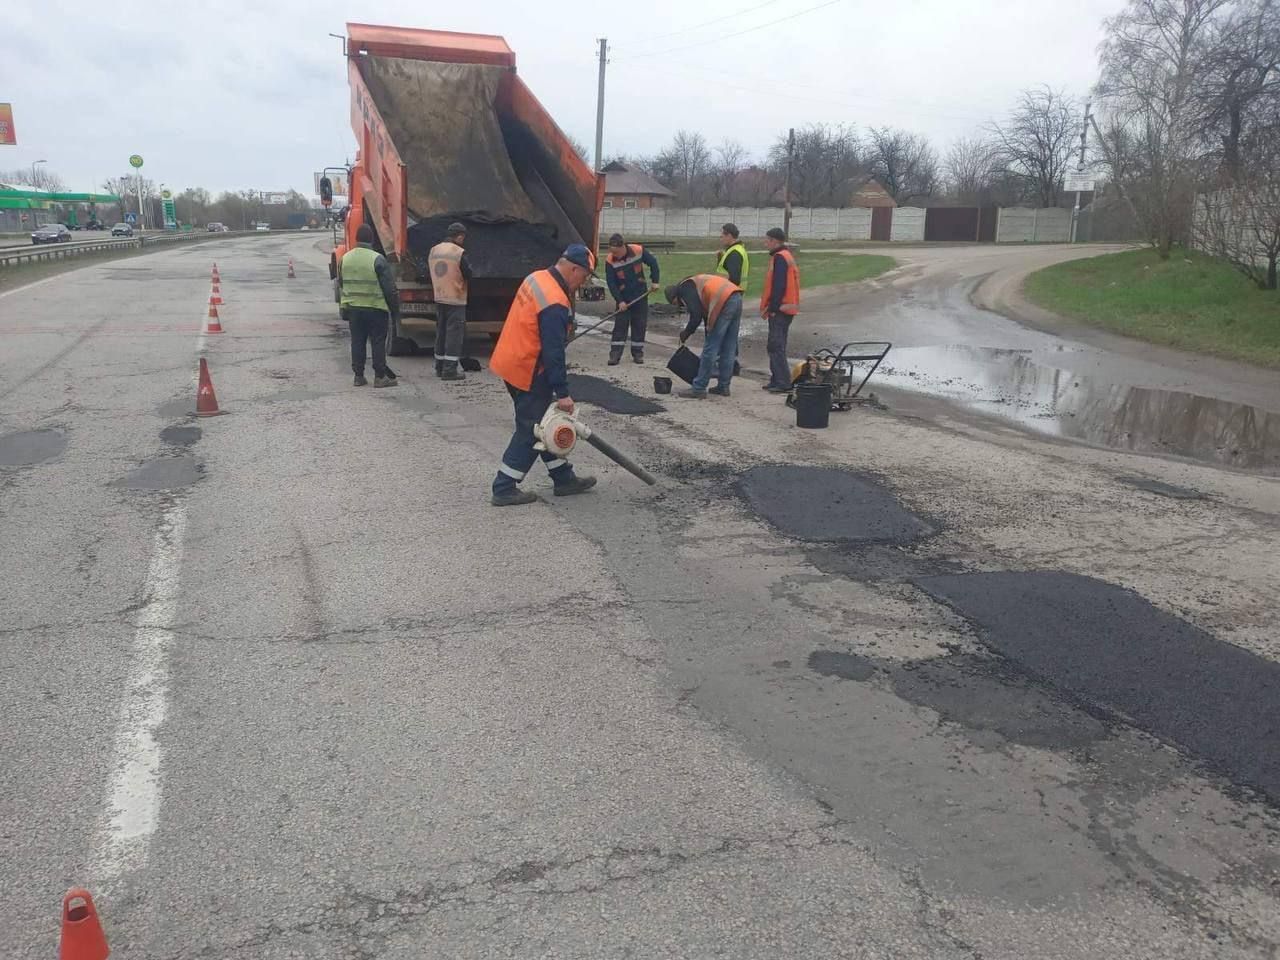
[653, 376, 672, 395]
[666, 346, 701, 384]
[794, 383, 832, 429]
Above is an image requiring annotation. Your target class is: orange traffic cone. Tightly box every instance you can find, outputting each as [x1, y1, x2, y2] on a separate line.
[211, 263, 220, 282]
[210, 281, 222, 305]
[287, 258, 296, 279]
[195, 358, 223, 417]
[205, 300, 223, 334]
[59, 888, 109, 960]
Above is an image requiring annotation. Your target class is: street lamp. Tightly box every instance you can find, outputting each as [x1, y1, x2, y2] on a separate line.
[31, 159, 46, 187]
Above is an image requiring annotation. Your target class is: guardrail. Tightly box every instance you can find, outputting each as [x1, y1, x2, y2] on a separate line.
[0, 231, 276, 269]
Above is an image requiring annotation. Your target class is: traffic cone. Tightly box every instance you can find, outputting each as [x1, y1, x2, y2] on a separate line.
[195, 357, 223, 417]
[59, 888, 109, 960]
[210, 280, 222, 305]
[205, 300, 223, 335]
[287, 258, 296, 279]
[211, 263, 220, 282]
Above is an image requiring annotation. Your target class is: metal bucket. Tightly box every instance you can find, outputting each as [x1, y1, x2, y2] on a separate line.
[794, 383, 832, 429]
[653, 376, 672, 395]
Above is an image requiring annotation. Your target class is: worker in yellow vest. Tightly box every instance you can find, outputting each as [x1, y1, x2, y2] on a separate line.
[427, 222, 472, 381]
[339, 224, 400, 388]
[715, 222, 749, 291]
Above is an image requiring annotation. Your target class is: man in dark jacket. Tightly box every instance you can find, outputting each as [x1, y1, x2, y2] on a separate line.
[761, 227, 800, 393]
[604, 233, 660, 365]
[339, 224, 400, 387]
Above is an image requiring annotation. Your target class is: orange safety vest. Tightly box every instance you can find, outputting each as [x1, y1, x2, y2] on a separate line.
[688, 274, 741, 330]
[428, 241, 467, 305]
[490, 269, 571, 391]
[760, 247, 800, 316]
[607, 243, 647, 282]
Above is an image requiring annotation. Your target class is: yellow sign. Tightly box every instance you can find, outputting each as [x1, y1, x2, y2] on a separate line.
[0, 103, 15, 146]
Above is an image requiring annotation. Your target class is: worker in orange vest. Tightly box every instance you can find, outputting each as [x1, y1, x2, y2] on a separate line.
[428, 222, 472, 381]
[604, 233, 660, 364]
[761, 227, 801, 393]
[488, 244, 599, 507]
[664, 274, 743, 399]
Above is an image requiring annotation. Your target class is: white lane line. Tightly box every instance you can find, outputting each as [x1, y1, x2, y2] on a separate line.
[93, 500, 187, 886]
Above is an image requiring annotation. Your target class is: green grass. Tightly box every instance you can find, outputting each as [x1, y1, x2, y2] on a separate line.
[651, 252, 895, 293]
[1023, 247, 1280, 368]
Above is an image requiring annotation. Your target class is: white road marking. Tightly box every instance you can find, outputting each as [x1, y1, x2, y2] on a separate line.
[93, 501, 187, 885]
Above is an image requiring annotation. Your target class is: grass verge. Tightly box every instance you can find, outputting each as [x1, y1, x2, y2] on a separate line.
[651, 252, 895, 294]
[1023, 247, 1280, 369]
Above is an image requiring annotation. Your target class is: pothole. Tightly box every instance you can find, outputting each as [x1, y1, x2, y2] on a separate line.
[0, 429, 67, 466]
[114, 456, 203, 490]
[159, 425, 202, 447]
[739, 465, 933, 544]
[1120, 477, 1207, 500]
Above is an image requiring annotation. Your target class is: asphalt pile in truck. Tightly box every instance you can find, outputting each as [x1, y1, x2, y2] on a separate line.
[406, 216, 562, 280]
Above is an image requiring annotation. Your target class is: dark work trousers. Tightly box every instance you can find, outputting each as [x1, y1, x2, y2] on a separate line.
[348, 308, 390, 378]
[609, 298, 649, 358]
[766, 313, 794, 388]
[434, 303, 466, 362]
[493, 382, 577, 495]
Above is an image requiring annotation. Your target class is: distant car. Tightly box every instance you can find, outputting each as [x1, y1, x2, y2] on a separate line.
[31, 224, 72, 244]
[255, 222, 270, 231]
[207, 222, 227, 232]
[111, 223, 134, 237]
[85, 220, 105, 231]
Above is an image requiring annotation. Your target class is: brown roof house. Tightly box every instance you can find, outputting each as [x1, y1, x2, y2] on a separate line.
[602, 161, 675, 210]
[848, 176, 897, 208]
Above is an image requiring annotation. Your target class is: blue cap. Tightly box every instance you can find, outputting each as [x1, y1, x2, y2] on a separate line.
[561, 243, 598, 275]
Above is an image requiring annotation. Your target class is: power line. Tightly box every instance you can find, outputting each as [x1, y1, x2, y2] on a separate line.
[614, 0, 846, 61]
[616, 0, 780, 53]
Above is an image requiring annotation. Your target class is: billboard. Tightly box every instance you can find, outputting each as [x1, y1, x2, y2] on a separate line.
[262, 192, 290, 205]
[0, 104, 15, 146]
[314, 171, 348, 197]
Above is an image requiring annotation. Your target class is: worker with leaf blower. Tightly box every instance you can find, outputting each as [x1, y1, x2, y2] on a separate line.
[427, 222, 472, 381]
[488, 244, 600, 507]
[604, 233, 660, 366]
[665, 274, 743, 399]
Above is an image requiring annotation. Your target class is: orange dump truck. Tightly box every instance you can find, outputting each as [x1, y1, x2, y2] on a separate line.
[331, 22, 605, 355]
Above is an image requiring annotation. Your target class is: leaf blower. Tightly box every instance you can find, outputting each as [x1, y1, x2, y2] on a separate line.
[532, 403, 657, 486]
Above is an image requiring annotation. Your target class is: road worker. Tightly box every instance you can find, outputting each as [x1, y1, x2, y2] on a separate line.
[715, 222, 749, 290]
[604, 233, 660, 365]
[761, 227, 801, 393]
[488, 244, 599, 507]
[339, 223, 400, 388]
[665, 273, 743, 399]
[428, 222, 472, 381]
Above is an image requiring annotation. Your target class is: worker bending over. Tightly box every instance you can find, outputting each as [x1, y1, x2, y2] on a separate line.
[665, 274, 743, 399]
[604, 233, 660, 365]
[427, 221, 472, 381]
[761, 227, 801, 393]
[715, 222, 749, 290]
[488, 244, 599, 507]
[339, 223, 399, 388]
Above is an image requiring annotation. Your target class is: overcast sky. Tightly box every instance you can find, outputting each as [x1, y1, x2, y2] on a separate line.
[5, 0, 1120, 195]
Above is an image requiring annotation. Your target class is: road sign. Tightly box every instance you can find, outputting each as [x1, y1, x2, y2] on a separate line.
[262, 192, 289, 205]
[129, 154, 144, 169]
[124, 212, 137, 224]
[1064, 173, 1095, 193]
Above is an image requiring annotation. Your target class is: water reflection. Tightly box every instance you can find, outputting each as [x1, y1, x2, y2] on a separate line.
[873, 346, 1280, 470]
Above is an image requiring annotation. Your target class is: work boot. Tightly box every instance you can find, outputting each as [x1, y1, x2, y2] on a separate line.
[374, 375, 399, 388]
[679, 387, 708, 399]
[440, 361, 465, 381]
[434, 359, 443, 377]
[632, 351, 644, 364]
[709, 384, 731, 397]
[491, 488, 539, 507]
[353, 375, 368, 387]
[766, 384, 790, 394]
[607, 348, 623, 366]
[553, 475, 598, 497]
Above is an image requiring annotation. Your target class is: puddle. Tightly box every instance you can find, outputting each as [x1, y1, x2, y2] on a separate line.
[570, 375, 665, 416]
[1120, 477, 1206, 500]
[868, 345, 1280, 469]
[739, 465, 932, 544]
[917, 570, 1280, 802]
[114, 456, 203, 490]
[0, 429, 67, 466]
[160, 426, 202, 447]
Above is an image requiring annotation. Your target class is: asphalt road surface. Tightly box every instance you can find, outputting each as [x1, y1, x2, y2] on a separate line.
[2, 236, 1278, 958]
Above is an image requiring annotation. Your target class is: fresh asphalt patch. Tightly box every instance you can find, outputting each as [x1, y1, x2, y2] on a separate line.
[739, 465, 932, 544]
[916, 570, 1280, 802]
[114, 456, 203, 491]
[1120, 476, 1208, 500]
[568, 375, 665, 416]
[0, 429, 67, 466]
[159, 425, 202, 447]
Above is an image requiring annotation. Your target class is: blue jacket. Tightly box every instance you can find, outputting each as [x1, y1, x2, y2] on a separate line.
[531, 266, 574, 399]
[605, 244, 660, 305]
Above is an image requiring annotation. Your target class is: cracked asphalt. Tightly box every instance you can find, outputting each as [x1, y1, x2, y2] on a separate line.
[2, 236, 1278, 958]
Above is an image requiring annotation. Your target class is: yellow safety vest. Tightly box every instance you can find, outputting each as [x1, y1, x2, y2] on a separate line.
[716, 241, 750, 292]
[339, 246, 388, 311]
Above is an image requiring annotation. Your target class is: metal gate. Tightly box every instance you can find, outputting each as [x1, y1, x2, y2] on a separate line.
[924, 207, 980, 242]
[977, 206, 998, 242]
[870, 206, 892, 242]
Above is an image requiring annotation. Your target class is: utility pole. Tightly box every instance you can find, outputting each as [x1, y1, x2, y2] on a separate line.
[593, 38, 608, 172]
[1070, 100, 1092, 243]
[783, 128, 795, 238]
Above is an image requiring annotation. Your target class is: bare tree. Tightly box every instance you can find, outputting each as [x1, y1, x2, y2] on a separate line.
[769, 123, 864, 206]
[1197, 0, 1280, 179]
[1, 166, 66, 191]
[989, 86, 1081, 208]
[654, 130, 712, 204]
[567, 135, 591, 164]
[867, 127, 939, 203]
[708, 138, 748, 204]
[944, 137, 998, 203]
[1194, 122, 1280, 286]
[1096, 0, 1231, 257]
